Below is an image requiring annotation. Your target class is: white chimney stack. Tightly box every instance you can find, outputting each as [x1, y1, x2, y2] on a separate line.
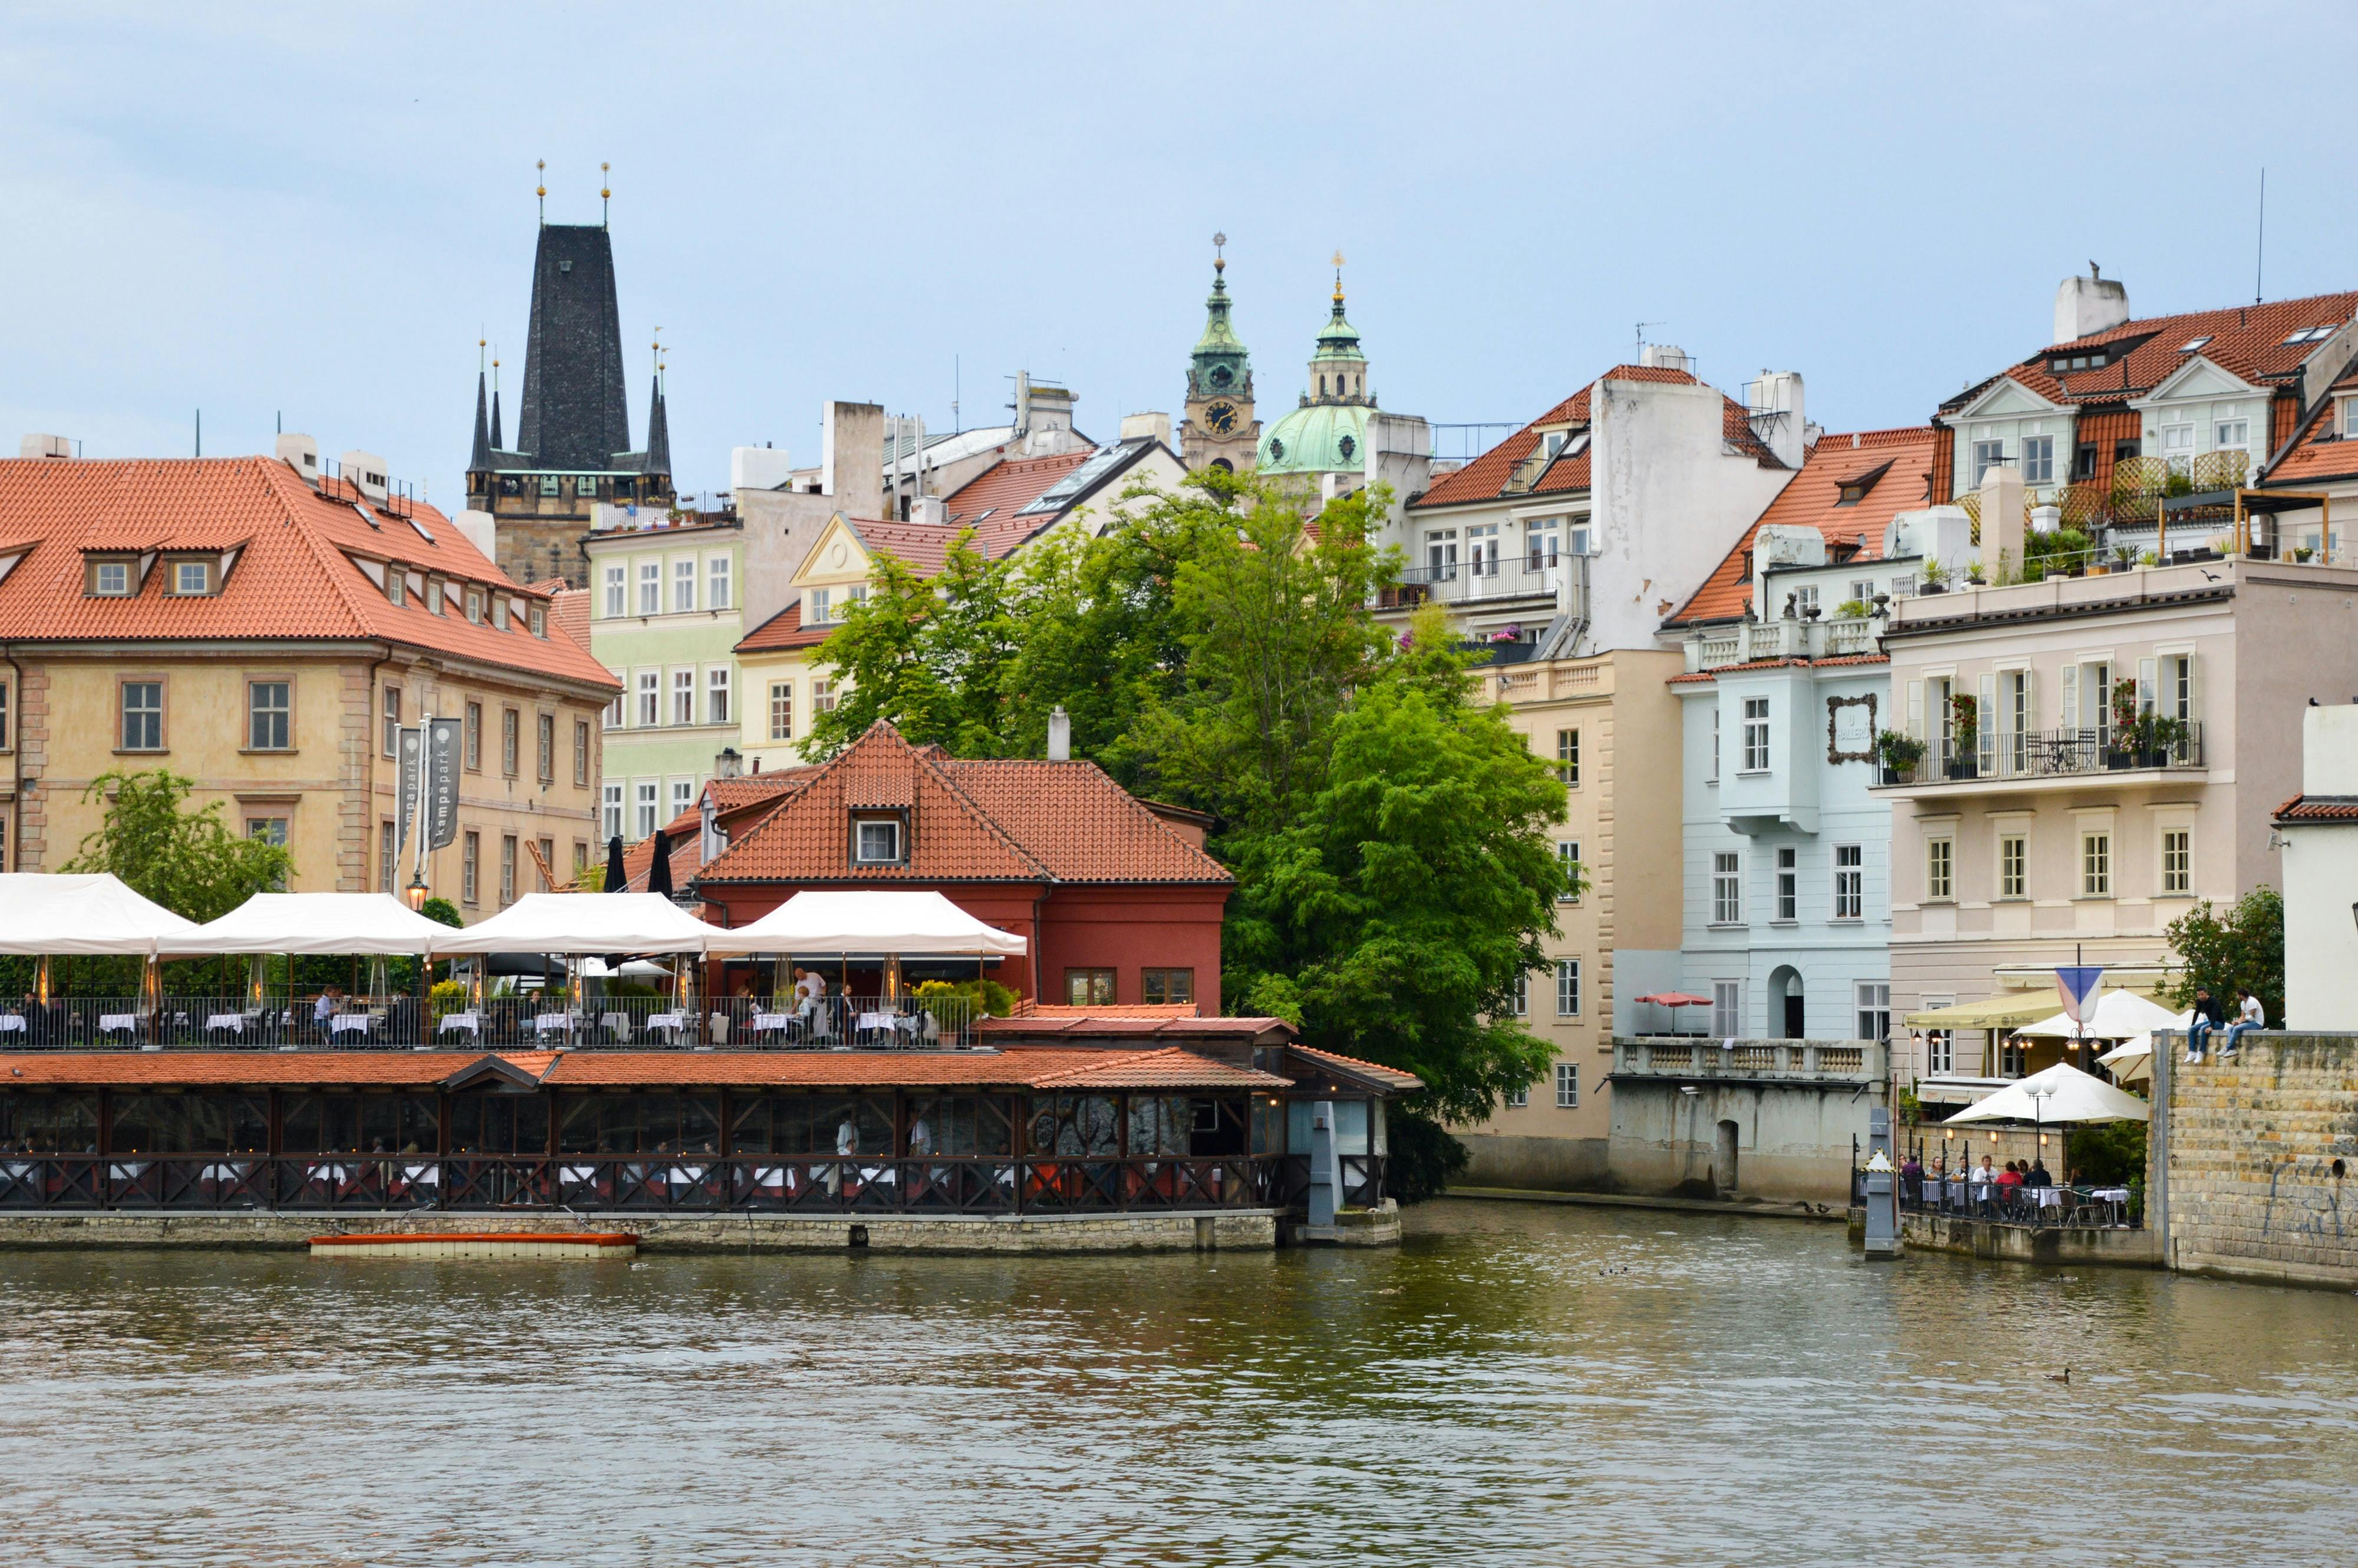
[339, 450, 390, 502]
[1119, 411, 1173, 447]
[18, 434, 74, 460]
[1747, 372, 1807, 470]
[2054, 270, 2130, 344]
[275, 433, 320, 480]
[1047, 705, 1071, 762]
[454, 509, 499, 563]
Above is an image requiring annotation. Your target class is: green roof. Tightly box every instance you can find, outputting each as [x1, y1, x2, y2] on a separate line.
[1258, 401, 1371, 475]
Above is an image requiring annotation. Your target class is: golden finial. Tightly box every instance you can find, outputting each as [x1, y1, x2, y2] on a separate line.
[601, 161, 611, 226]
[535, 159, 546, 223]
[1332, 250, 1346, 302]
[1213, 230, 1227, 275]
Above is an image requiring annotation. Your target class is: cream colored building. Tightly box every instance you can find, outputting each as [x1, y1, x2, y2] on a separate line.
[1454, 649, 1686, 1189]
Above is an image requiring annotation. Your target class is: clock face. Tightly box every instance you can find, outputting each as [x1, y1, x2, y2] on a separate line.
[1204, 401, 1238, 435]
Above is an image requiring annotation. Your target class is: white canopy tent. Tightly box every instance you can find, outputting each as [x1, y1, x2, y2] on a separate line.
[0, 873, 200, 956]
[703, 891, 1028, 958]
[429, 892, 718, 955]
[159, 892, 453, 956]
[1947, 1062, 2151, 1125]
[2013, 990, 2188, 1041]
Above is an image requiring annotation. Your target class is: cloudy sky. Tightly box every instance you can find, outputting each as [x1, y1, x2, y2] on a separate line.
[8, 2, 2357, 502]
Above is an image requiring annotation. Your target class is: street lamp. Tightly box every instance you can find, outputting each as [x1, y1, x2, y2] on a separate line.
[404, 874, 430, 913]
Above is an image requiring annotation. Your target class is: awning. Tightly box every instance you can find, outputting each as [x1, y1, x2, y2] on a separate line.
[703, 891, 1027, 958]
[430, 892, 717, 956]
[160, 892, 453, 956]
[0, 873, 200, 956]
[1945, 1062, 2150, 1125]
[1903, 993, 2061, 1029]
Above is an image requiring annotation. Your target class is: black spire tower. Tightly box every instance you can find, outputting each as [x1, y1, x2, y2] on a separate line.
[516, 225, 632, 470]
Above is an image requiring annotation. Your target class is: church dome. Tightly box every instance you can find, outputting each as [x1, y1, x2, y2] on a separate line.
[1258, 400, 1371, 475]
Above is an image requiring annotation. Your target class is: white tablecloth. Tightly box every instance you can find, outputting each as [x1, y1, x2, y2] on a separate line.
[0, 1014, 23, 1033]
[329, 1014, 375, 1036]
[204, 1013, 245, 1033]
[751, 1012, 793, 1032]
[647, 1012, 687, 1032]
[533, 1013, 576, 1036]
[99, 1013, 139, 1033]
[2032, 1185, 2063, 1208]
[438, 1012, 480, 1035]
[2090, 1186, 2132, 1204]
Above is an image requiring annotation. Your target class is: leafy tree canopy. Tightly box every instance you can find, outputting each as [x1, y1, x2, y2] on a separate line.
[2166, 886, 2283, 1025]
[64, 769, 294, 924]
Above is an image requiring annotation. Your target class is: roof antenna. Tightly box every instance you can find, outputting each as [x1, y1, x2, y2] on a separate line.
[1636, 320, 1664, 351]
[601, 162, 611, 229]
[2254, 166, 2266, 305]
[536, 159, 546, 225]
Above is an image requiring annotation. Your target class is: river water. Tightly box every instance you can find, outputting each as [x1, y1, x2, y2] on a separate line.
[1, 1200, 2354, 1566]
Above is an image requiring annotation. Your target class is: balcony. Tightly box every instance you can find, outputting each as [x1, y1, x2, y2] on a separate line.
[1874, 723, 2204, 795]
[1388, 554, 1574, 609]
[1688, 614, 1876, 672]
[1611, 1037, 1888, 1086]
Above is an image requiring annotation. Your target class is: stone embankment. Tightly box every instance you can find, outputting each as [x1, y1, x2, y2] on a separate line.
[2163, 1033, 2358, 1288]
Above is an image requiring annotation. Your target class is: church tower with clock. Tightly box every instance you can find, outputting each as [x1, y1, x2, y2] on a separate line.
[1178, 233, 1260, 472]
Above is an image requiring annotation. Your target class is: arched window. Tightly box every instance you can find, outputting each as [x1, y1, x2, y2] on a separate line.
[1210, 458, 1233, 473]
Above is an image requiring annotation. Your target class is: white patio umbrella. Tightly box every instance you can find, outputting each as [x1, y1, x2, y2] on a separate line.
[1947, 1062, 2150, 1125]
[2013, 990, 2187, 1040]
[2098, 1036, 2155, 1085]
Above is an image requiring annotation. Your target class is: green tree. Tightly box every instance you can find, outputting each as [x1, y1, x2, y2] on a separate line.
[2165, 887, 2284, 1026]
[64, 769, 293, 923]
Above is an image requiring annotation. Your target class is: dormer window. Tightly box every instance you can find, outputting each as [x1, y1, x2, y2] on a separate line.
[2049, 350, 2110, 374]
[529, 603, 547, 638]
[491, 596, 510, 631]
[386, 568, 405, 608]
[169, 560, 212, 596]
[88, 559, 133, 597]
[426, 575, 444, 615]
[465, 588, 485, 624]
[852, 814, 905, 866]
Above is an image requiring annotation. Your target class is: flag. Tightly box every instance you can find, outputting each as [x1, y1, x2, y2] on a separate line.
[2054, 966, 2104, 1026]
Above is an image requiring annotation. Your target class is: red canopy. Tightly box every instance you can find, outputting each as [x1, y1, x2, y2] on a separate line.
[1634, 991, 1712, 1007]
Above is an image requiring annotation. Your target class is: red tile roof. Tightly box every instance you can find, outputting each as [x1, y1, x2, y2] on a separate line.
[538, 579, 591, 653]
[1664, 426, 1937, 627]
[940, 449, 1097, 552]
[2260, 367, 2358, 487]
[735, 600, 831, 653]
[0, 456, 616, 691]
[699, 720, 1231, 887]
[980, 1014, 1293, 1044]
[611, 770, 820, 891]
[1954, 289, 2358, 414]
[1412, 365, 1780, 512]
[2273, 793, 2358, 823]
[1285, 1043, 1425, 1092]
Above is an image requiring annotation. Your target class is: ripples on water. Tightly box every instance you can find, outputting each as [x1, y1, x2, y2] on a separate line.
[1, 1201, 2354, 1566]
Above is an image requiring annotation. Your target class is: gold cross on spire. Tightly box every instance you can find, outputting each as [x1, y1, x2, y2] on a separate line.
[1332, 250, 1346, 303]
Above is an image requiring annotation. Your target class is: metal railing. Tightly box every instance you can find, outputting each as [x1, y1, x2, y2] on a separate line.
[1395, 555, 1571, 605]
[1872, 1170, 2140, 1230]
[0, 1153, 1280, 1215]
[1878, 722, 2204, 786]
[0, 994, 982, 1052]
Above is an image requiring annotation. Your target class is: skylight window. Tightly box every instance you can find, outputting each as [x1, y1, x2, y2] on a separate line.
[2284, 326, 2339, 345]
[2179, 336, 2212, 352]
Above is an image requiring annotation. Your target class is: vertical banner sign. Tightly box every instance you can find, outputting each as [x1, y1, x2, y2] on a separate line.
[396, 726, 423, 861]
[427, 717, 463, 850]
[2054, 966, 2105, 1032]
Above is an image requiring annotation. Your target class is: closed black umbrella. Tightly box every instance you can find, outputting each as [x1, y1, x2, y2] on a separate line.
[602, 835, 627, 894]
[646, 828, 675, 899]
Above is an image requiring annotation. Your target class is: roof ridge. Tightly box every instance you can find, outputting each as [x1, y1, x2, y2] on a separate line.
[909, 739, 1056, 879]
[255, 457, 376, 635]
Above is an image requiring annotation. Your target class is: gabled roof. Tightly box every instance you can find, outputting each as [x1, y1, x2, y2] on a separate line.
[1945, 288, 2358, 414]
[2260, 366, 2358, 488]
[735, 600, 829, 654]
[2274, 792, 2358, 824]
[698, 720, 1233, 887]
[1284, 1043, 1425, 1093]
[1411, 364, 1780, 512]
[0, 456, 615, 691]
[941, 439, 1173, 556]
[535, 578, 591, 652]
[941, 449, 1095, 535]
[615, 769, 818, 892]
[1664, 426, 1937, 627]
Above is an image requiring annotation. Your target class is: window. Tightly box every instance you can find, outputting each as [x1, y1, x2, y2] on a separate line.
[499, 835, 516, 905]
[1741, 697, 1770, 772]
[1833, 844, 1864, 919]
[500, 708, 519, 777]
[634, 781, 658, 838]
[465, 587, 485, 624]
[171, 559, 212, 596]
[2162, 654, 2195, 721]
[2082, 831, 2111, 897]
[2074, 442, 2099, 480]
[535, 836, 554, 891]
[1711, 981, 1742, 1039]
[380, 821, 397, 894]
[382, 686, 401, 757]
[1526, 519, 1559, 571]
[605, 691, 624, 729]
[809, 587, 833, 624]
[384, 566, 404, 608]
[1465, 523, 1500, 577]
[1774, 846, 1797, 921]
[490, 595, 509, 632]
[812, 678, 838, 715]
[1142, 969, 1194, 1006]
[663, 668, 691, 726]
[426, 575, 444, 616]
[2021, 435, 2054, 485]
[1971, 438, 2005, 486]
[2215, 419, 2250, 453]
[1556, 841, 1581, 902]
[1555, 958, 1580, 1017]
[245, 816, 286, 848]
[536, 712, 555, 783]
[1065, 969, 1115, 1006]
[1791, 584, 1818, 617]
[2162, 829, 2191, 895]
[2000, 834, 2026, 898]
[575, 476, 598, 503]
[1555, 1061, 1579, 1109]
[636, 671, 659, 728]
[120, 681, 163, 751]
[603, 564, 625, 618]
[769, 681, 795, 742]
[1567, 523, 1592, 558]
[574, 720, 590, 786]
[853, 816, 903, 864]
[637, 561, 660, 615]
[539, 475, 561, 498]
[529, 603, 546, 639]
[0, 678, 10, 749]
[91, 559, 131, 596]
[1555, 728, 1579, 786]
[248, 681, 291, 750]
[673, 556, 696, 614]
[1925, 838, 1954, 901]
[707, 555, 732, 611]
[462, 831, 480, 904]
[670, 778, 695, 820]
[1511, 971, 1528, 1016]
[1506, 1083, 1528, 1109]
[1855, 982, 1890, 1044]
[1425, 529, 1458, 578]
[707, 667, 732, 726]
[2160, 423, 2195, 475]
[573, 841, 590, 877]
[1712, 852, 1741, 924]
[601, 783, 623, 841]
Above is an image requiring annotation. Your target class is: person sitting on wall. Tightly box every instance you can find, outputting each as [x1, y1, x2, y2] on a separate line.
[2221, 987, 2265, 1058]
[2185, 986, 2224, 1063]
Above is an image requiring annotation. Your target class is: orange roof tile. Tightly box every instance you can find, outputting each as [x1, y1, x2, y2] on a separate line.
[735, 600, 832, 653]
[940, 449, 1097, 552]
[2260, 367, 2358, 487]
[1665, 427, 1937, 627]
[1958, 289, 2358, 415]
[0, 456, 616, 691]
[536, 579, 592, 653]
[699, 721, 1231, 887]
[1286, 1043, 1425, 1092]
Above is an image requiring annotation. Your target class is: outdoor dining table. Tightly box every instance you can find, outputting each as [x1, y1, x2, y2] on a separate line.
[203, 1013, 246, 1033]
[532, 1012, 577, 1037]
[98, 1013, 139, 1035]
[437, 1011, 481, 1037]
[328, 1013, 376, 1037]
[646, 1011, 689, 1041]
[0, 1014, 23, 1034]
[750, 1011, 794, 1036]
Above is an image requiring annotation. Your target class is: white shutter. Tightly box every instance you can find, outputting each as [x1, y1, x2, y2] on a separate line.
[2184, 653, 2202, 723]
[2023, 667, 2038, 733]
[1907, 680, 1925, 740]
[2062, 663, 2080, 732]
[2138, 657, 2157, 716]
[1978, 672, 1997, 772]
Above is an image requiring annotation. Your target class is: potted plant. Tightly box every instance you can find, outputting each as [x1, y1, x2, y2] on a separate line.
[2108, 681, 2143, 767]
[1919, 559, 1950, 594]
[2138, 549, 2161, 568]
[1835, 598, 1874, 620]
[2295, 545, 2316, 563]
[1966, 559, 1987, 586]
[1948, 693, 1979, 778]
[2149, 714, 2188, 764]
[1876, 729, 1925, 784]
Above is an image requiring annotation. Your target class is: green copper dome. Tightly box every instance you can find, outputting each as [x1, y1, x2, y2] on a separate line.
[1258, 400, 1371, 475]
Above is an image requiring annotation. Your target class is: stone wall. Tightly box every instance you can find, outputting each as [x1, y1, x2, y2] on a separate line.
[0, 1208, 1281, 1255]
[1459, 1132, 1611, 1193]
[2164, 1033, 2358, 1287]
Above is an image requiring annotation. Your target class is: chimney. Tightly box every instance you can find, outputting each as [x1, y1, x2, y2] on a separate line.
[729, 444, 794, 492]
[454, 509, 499, 562]
[1981, 461, 2025, 580]
[1047, 705, 1071, 762]
[18, 434, 74, 460]
[1637, 343, 1690, 373]
[275, 433, 320, 480]
[819, 401, 887, 518]
[1746, 372, 1807, 469]
[2054, 271, 2130, 344]
[339, 450, 390, 502]
[1119, 411, 1173, 447]
[909, 495, 947, 526]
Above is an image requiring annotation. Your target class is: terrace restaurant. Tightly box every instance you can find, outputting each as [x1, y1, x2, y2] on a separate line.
[0, 877, 1412, 1220]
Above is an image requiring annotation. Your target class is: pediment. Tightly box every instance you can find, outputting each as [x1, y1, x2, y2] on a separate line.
[2135, 354, 2264, 408]
[1954, 375, 2064, 420]
[791, 512, 874, 587]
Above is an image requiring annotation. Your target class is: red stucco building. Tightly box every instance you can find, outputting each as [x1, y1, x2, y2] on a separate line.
[684, 723, 1231, 1012]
